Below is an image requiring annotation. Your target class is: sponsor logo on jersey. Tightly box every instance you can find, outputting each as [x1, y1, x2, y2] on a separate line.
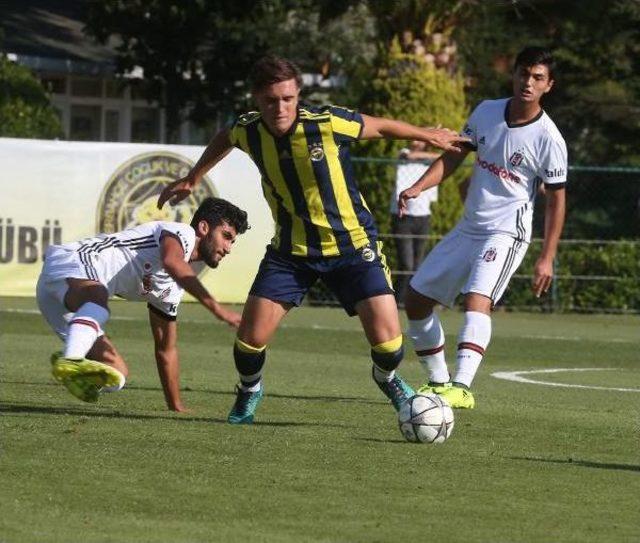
[545, 167, 565, 178]
[98, 152, 217, 233]
[478, 136, 486, 145]
[482, 247, 497, 262]
[463, 124, 473, 136]
[476, 157, 521, 184]
[509, 150, 525, 167]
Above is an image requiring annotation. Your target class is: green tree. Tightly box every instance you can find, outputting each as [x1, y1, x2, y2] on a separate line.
[0, 54, 62, 139]
[356, 40, 469, 243]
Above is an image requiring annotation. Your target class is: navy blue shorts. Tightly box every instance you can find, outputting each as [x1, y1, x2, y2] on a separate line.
[249, 243, 394, 316]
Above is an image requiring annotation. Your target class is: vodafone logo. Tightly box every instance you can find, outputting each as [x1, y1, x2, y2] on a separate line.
[476, 156, 521, 184]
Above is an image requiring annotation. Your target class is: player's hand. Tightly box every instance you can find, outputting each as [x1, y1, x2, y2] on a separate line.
[398, 186, 423, 217]
[424, 127, 470, 153]
[157, 175, 197, 209]
[217, 308, 242, 329]
[532, 256, 554, 298]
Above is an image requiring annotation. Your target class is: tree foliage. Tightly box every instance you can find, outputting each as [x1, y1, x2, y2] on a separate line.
[355, 40, 469, 242]
[0, 54, 63, 139]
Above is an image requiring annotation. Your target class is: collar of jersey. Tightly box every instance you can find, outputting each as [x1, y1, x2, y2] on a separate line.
[504, 98, 544, 129]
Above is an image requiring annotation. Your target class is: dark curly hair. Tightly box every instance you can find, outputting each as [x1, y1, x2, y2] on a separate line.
[190, 197, 249, 234]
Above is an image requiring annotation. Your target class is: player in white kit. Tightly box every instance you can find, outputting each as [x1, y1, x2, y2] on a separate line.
[398, 46, 567, 408]
[36, 197, 249, 411]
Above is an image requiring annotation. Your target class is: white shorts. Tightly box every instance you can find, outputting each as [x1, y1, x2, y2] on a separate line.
[409, 227, 529, 307]
[36, 246, 104, 341]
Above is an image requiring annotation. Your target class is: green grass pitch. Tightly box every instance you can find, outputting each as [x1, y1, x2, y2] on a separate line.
[1, 296, 639, 542]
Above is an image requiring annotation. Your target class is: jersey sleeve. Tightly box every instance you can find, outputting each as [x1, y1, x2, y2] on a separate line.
[539, 136, 568, 189]
[229, 111, 260, 150]
[460, 102, 484, 151]
[329, 106, 364, 142]
[156, 222, 197, 261]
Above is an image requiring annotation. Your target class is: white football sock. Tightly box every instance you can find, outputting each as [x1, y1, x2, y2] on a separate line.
[372, 364, 395, 383]
[64, 302, 110, 359]
[408, 313, 449, 384]
[453, 311, 492, 388]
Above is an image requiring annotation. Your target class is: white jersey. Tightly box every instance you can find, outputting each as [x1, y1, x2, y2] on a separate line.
[390, 149, 438, 216]
[459, 98, 567, 241]
[43, 221, 195, 318]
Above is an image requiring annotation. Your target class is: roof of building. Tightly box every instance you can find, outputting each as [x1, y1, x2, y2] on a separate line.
[1, 0, 117, 74]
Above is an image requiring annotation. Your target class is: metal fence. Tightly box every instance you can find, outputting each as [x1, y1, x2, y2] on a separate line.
[306, 158, 640, 314]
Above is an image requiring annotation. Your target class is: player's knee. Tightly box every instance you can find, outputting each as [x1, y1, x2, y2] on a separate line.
[234, 337, 266, 375]
[371, 335, 404, 371]
[404, 287, 435, 320]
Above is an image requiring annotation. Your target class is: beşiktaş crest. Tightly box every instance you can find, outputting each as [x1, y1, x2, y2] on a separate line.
[97, 152, 217, 233]
[509, 150, 525, 167]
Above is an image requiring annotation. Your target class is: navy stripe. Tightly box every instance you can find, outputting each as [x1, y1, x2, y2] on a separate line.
[302, 121, 353, 254]
[274, 136, 322, 257]
[245, 123, 292, 254]
[338, 144, 377, 244]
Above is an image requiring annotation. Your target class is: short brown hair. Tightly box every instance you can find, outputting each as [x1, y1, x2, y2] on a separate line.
[249, 55, 303, 93]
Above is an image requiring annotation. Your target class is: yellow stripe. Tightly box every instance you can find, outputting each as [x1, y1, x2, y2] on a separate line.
[290, 123, 335, 256]
[235, 338, 266, 353]
[376, 240, 393, 289]
[372, 334, 403, 353]
[233, 125, 249, 154]
[331, 115, 361, 139]
[258, 124, 308, 256]
[319, 122, 369, 250]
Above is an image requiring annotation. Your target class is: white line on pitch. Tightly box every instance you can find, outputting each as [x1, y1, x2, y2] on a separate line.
[491, 367, 640, 392]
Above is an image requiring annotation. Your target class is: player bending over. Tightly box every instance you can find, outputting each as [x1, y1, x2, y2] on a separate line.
[36, 197, 249, 411]
[399, 46, 567, 408]
[158, 55, 469, 424]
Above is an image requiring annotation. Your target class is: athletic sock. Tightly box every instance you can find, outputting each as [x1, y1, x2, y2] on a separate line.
[64, 302, 110, 359]
[234, 338, 266, 392]
[407, 313, 449, 384]
[453, 311, 492, 388]
[371, 336, 404, 382]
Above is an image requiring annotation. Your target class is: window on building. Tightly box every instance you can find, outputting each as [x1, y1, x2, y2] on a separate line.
[71, 77, 102, 97]
[70, 105, 101, 140]
[40, 75, 66, 94]
[105, 110, 120, 141]
[131, 107, 160, 142]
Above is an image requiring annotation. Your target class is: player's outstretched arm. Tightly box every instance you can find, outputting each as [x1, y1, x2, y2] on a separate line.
[148, 309, 186, 412]
[157, 129, 234, 209]
[161, 235, 242, 327]
[360, 115, 470, 152]
[532, 187, 566, 298]
[398, 149, 469, 217]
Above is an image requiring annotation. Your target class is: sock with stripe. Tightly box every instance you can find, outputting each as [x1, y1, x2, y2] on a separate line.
[64, 302, 110, 359]
[371, 335, 404, 382]
[407, 313, 449, 384]
[453, 311, 492, 388]
[234, 338, 266, 392]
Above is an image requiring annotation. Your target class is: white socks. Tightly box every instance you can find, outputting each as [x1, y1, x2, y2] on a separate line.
[372, 365, 395, 383]
[408, 311, 493, 388]
[64, 302, 110, 359]
[408, 313, 449, 384]
[453, 311, 492, 388]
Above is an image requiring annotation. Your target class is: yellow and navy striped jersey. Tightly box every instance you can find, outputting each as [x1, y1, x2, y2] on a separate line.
[229, 105, 377, 258]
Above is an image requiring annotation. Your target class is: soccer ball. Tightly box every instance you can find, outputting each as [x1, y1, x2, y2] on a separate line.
[398, 393, 454, 444]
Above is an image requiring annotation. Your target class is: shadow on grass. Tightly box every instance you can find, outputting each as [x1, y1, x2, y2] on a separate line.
[511, 456, 640, 473]
[2, 379, 385, 405]
[353, 437, 408, 445]
[0, 401, 350, 428]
